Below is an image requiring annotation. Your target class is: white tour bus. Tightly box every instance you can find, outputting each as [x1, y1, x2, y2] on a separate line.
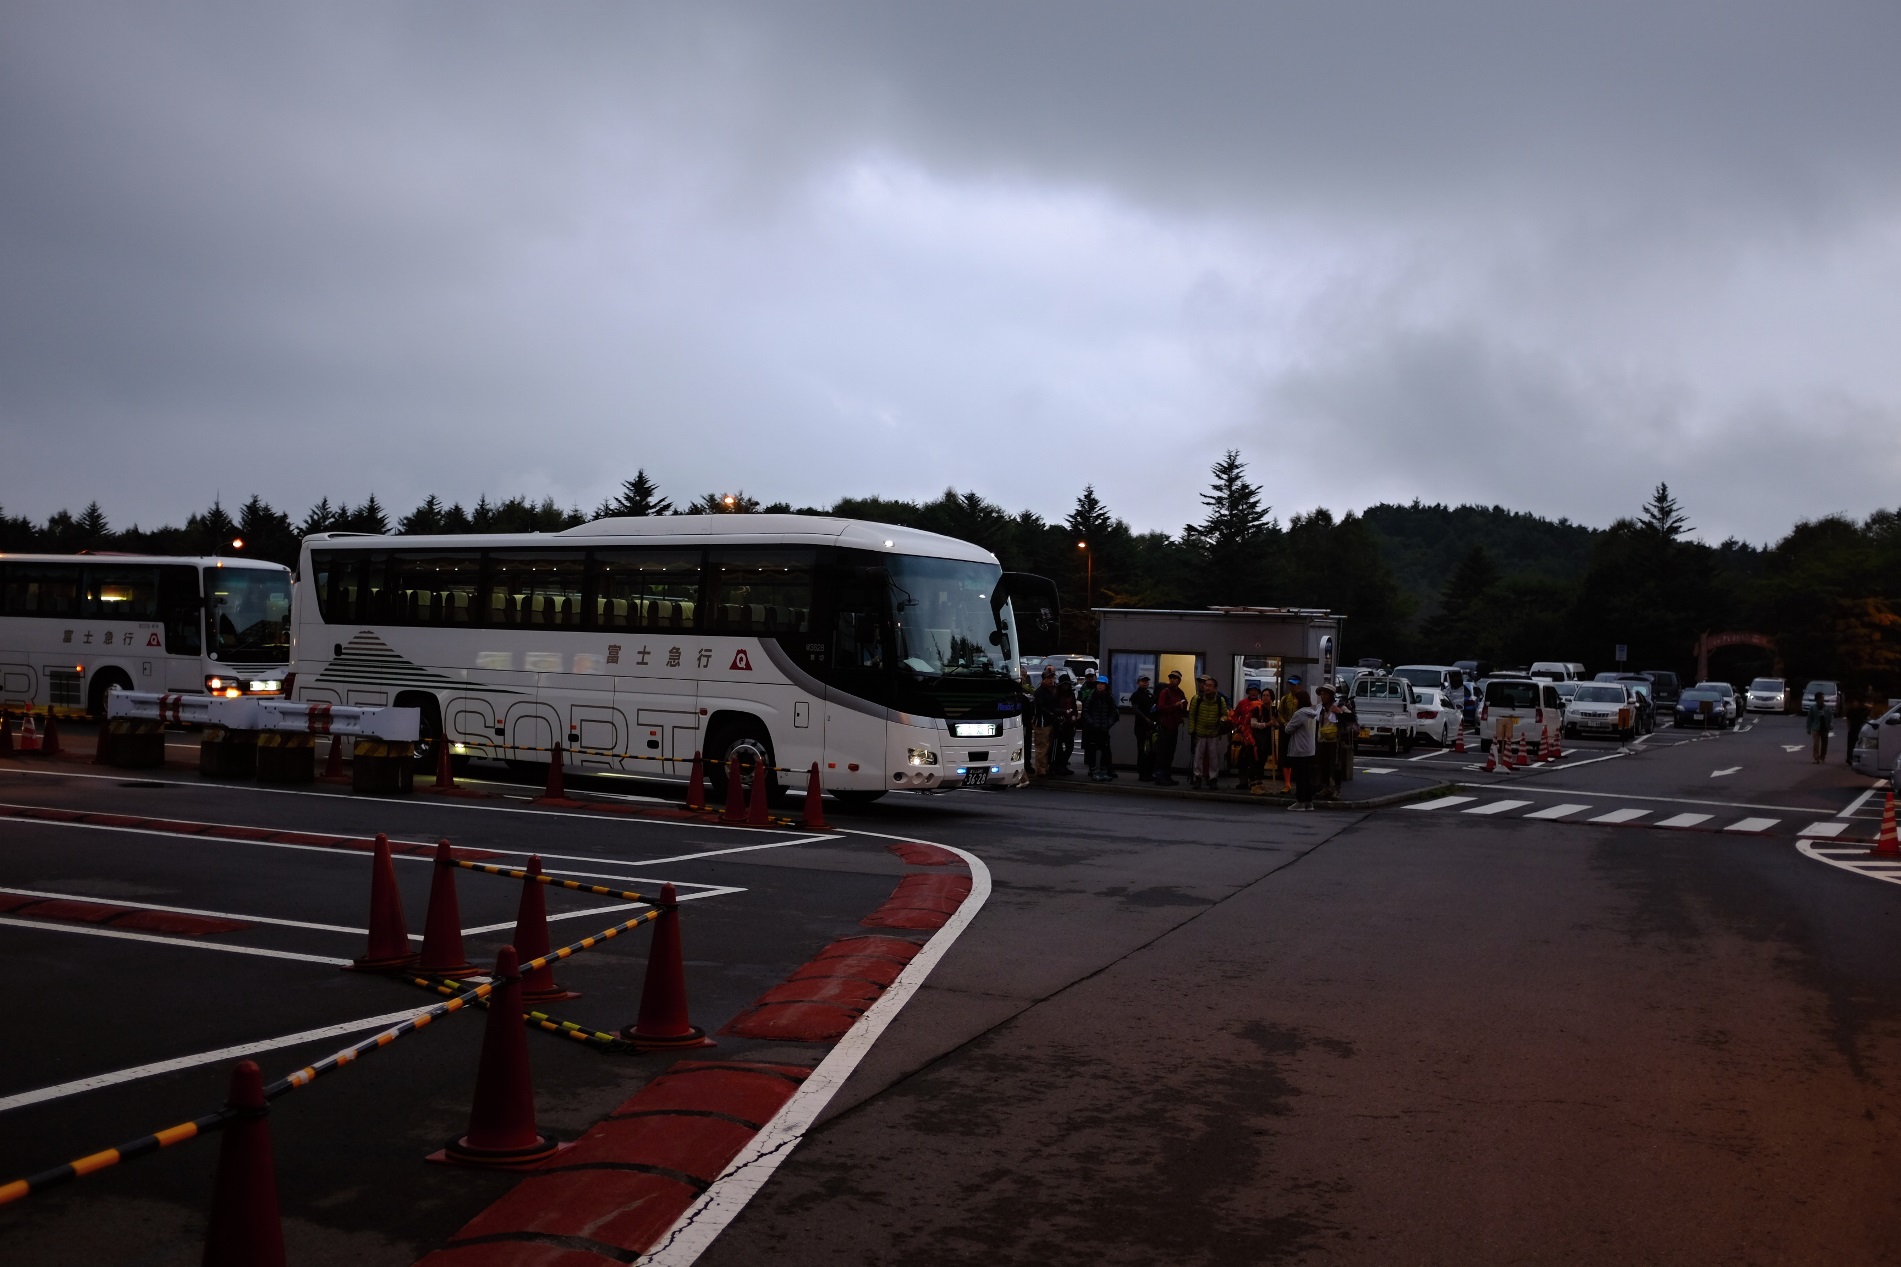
[0, 553, 293, 716]
[286, 516, 1061, 802]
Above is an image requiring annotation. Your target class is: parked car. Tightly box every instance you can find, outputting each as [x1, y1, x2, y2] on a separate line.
[1410, 687, 1461, 747]
[1676, 687, 1732, 729]
[1745, 677, 1790, 713]
[1565, 682, 1643, 742]
[1529, 661, 1585, 681]
[1641, 670, 1681, 706]
[1479, 677, 1567, 752]
[1693, 681, 1741, 724]
[1801, 680, 1841, 713]
[1851, 702, 1901, 780]
[1393, 664, 1469, 715]
[1553, 681, 1582, 703]
[1350, 674, 1419, 752]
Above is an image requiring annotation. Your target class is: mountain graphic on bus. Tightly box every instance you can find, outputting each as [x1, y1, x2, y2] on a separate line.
[311, 631, 521, 695]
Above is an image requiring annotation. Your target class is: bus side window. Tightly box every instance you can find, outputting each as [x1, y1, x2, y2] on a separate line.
[159, 566, 203, 655]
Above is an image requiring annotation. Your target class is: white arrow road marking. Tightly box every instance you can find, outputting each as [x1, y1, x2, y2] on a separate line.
[1711, 767, 1742, 778]
[1781, 745, 1807, 753]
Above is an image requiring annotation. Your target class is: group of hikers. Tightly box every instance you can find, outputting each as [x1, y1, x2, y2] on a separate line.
[1027, 667, 1359, 810]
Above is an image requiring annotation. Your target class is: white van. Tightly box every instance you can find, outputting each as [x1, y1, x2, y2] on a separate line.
[1529, 661, 1585, 682]
[1392, 664, 1468, 714]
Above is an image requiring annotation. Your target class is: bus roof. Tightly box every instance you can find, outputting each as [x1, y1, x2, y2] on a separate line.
[0, 552, 288, 570]
[304, 514, 1001, 565]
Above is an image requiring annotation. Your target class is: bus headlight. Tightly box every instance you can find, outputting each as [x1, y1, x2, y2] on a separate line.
[1011, 746, 1024, 762]
[906, 747, 939, 766]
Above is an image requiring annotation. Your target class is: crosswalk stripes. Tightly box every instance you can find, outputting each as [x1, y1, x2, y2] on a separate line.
[1411, 796, 1863, 840]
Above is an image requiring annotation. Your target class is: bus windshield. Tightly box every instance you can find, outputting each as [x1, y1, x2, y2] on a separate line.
[886, 555, 1011, 679]
[205, 567, 292, 660]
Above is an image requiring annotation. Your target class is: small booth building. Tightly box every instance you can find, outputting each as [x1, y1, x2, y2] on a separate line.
[1094, 606, 1345, 771]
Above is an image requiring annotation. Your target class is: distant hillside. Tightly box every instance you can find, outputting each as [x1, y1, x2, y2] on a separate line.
[1361, 501, 1601, 619]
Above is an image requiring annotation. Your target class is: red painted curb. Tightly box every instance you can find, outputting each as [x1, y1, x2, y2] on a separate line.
[4, 897, 252, 937]
[886, 841, 958, 866]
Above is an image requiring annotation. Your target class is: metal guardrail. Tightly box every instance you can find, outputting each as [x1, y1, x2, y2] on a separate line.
[106, 692, 419, 742]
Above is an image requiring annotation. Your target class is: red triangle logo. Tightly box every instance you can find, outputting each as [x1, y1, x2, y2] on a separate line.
[730, 649, 753, 671]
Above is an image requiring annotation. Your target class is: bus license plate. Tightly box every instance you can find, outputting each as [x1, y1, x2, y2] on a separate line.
[962, 769, 990, 787]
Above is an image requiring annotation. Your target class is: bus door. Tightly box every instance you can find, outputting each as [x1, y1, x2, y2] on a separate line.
[822, 563, 893, 778]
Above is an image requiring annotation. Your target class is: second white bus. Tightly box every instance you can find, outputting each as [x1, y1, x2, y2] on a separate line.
[287, 515, 1059, 801]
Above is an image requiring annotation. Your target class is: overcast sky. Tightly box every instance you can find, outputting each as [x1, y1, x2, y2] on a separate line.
[4, 2, 1898, 545]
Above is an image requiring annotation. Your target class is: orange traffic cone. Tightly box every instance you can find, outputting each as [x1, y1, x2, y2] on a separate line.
[418, 839, 477, 979]
[686, 750, 707, 811]
[433, 740, 456, 790]
[1552, 729, 1566, 760]
[1539, 727, 1553, 762]
[1483, 743, 1496, 772]
[1453, 728, 1466, 754]
[1871, 791, 1898, 859]
[513, 856, 577, 1003]
[801, 762, 829, 831]
[430, 945, 567, 1168]
[201, 1060, 286, 1267]
[720, 755, 747, 823]
[348, 833, 418, 972]
[746, 758, 771, 826]
[322, 734, 345, 780]
[18, 714, 39, 753]
[540, 743, 566, 801]
[1514, 733, 1528, 769]
[620, 883, 714, 1051]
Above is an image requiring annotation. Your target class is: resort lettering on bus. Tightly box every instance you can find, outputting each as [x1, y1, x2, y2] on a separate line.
[287, 515, 1060, 802]
[0, 554, 292, 715]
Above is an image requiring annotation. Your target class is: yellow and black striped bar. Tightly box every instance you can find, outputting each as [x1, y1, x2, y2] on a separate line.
[0, 908, 664, 1207]
[450, 858, 652, 905]
[396, 972, 630, 1053]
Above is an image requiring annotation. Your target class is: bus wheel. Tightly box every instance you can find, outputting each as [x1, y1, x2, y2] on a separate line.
[398, 693, 468, 773]
[707, 721, 784, 806]
[87, 668, 133, 721]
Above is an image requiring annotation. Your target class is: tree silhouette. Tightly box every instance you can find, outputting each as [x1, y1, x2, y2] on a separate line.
[694, 491, 762, 514]
[75, 502, 110, 548]
[299, 499, 340, 537]
[1641, 483, 1691, 541]
[597, 471, 673, 518]
[1183, 450, 1277, 604]
[400, 495, 447, 535]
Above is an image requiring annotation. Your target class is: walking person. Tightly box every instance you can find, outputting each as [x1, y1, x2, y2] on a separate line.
[1129, 674, 1158, 782]
[1051, 676, 1079, 774]
[1187, 675, 1231, 790]
[1152, 670, 1188, 785]
[1030, 667, 1059, 777]
[1283, 687, 1319, 810]
[1229, 684, 1269, 793]
[1808, 691, 1834, 763]
[1313, 685, 1341, 799]
[1080, 675, 1121, 781]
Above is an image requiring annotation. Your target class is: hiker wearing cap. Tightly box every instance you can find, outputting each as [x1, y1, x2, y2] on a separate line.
[1277, 675, 1304, 727]
[1186, 676, 1231, 790]
[1314, 685, 1341, 798]
[1079, 674, 1121, 781]
[1152, 670, 1188, 784]
[1128, 673, 1158, 781]
[1030, 668, 1060, 776]
[1230, 684, 1271, 793]
[1283, 687, 1319, 809]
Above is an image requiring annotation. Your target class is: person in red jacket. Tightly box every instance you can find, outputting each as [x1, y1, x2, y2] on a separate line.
[1151, 669, 1188, 785]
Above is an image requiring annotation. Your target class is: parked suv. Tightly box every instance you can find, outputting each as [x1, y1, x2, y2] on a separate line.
[1392, 664, 1469, 716]
[1641, 670, 1681, 706]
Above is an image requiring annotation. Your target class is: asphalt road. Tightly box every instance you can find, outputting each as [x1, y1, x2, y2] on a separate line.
[2, 714, 1894, 1264]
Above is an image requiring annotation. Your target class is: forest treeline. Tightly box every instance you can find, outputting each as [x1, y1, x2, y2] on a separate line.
[5, 454, 1898, 695]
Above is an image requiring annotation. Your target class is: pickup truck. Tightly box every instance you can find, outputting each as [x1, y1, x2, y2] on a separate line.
[1480, 677, 1568, 752]
[1350, 674, 1418, 753]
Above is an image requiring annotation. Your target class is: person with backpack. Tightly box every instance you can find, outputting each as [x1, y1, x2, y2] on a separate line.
[1128, 673, 1158, 781]
[1152, 670, 1188, 785]
[1079, 676, 1122, 781]
[1030, 667, 1060, 776]
[1283, 687, 1320, 810]
[1186, 676, 1231, 790]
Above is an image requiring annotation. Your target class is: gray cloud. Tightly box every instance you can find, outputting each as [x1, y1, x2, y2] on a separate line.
[3, 2, 1898, 540]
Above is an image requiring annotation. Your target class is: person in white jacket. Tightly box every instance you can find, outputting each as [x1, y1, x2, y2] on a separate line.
[1283, 688, 1320, 810]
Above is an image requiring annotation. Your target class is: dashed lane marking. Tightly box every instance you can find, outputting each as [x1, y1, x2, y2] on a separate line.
[0, 915, 352, 966]
[1588, 808, 1650, 824]
[1464, 799, 1533, 816]
[1525, 803, 1590, 820]
[1655, 813, 1715, 828]
[1359, 767, 1396, 775]
[1840, 788, 1878, 818]
[1724, 817, 1781, 833]
[1403, 796, 1477, 811]
[1799, 821, 1849, 838]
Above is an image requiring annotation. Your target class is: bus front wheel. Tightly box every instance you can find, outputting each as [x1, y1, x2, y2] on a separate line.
[87, 668, 134, 721]
[706, 719, 786, 807]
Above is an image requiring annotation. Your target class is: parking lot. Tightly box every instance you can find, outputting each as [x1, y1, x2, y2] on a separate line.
[2, 711, 1897, 1265]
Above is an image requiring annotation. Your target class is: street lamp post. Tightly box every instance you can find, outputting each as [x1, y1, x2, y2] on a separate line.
[1077, 540, 1090, 608]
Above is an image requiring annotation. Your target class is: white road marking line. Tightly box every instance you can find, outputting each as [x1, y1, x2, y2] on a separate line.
[1813, 846, 1868, 855]
[0, 1007, 432, 1115]
[1406, 748, 1445, 761]
[1403, 796, 1476, 810]
[1781, 744, 1807, 753]
[1797, 839, 1901, 885]
[1655, 813, 1714, 828]
[1464, 799, 1533, 816]
[635, 828, 992, 1267]
[1711, 767, 1742, 778]
[0, 916, 351, 965]
[0, 813, 736, 897]
[457, 890, 743, 935]
[1525, 803, 1591, 820]
[630, 834, 837, 867]
[1799, 821, 1849, 838]
[1359, 767, 1396, 775]
[1840, 788, 1877, 818]
[1724, 817, 1781, 833]
[1496, 786, 1854, 815]
[1588, 808, 1650, 824]
[0, 885, 367, 936]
